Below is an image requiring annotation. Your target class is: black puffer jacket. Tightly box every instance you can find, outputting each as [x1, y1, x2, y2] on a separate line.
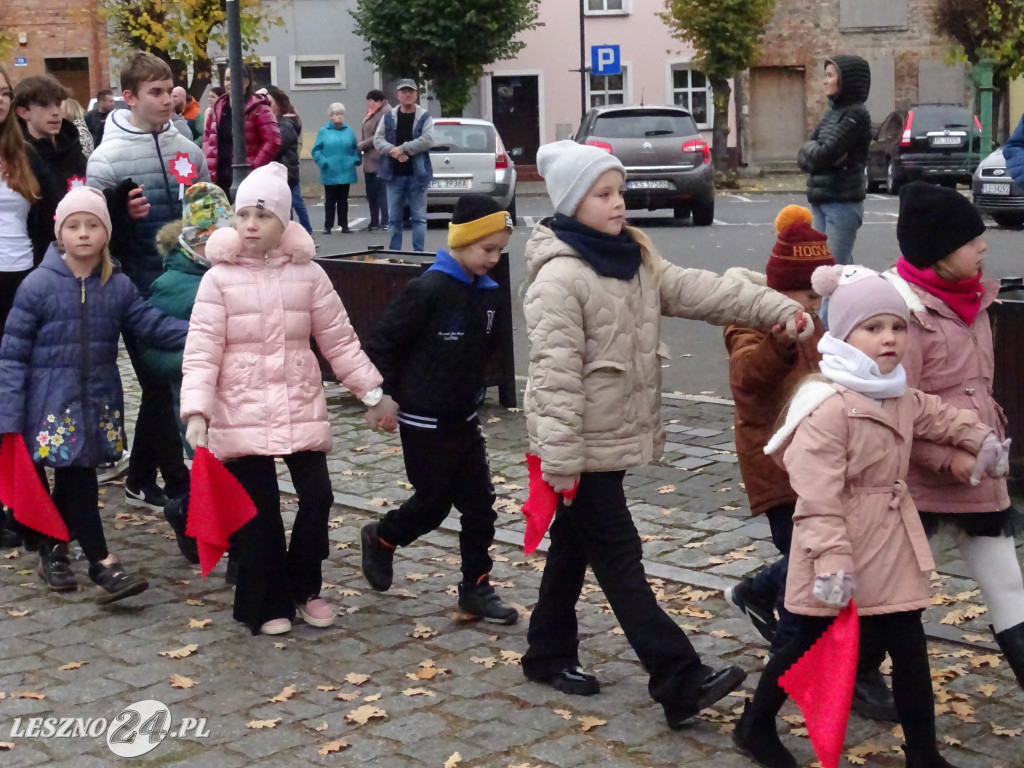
[798, 55, 872, 205]
[275, 114, 301, 187]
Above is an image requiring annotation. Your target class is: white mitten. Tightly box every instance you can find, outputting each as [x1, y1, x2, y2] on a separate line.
[970, 433, 1003, 486]
[784, 311, 814, 341]
[812, 569, 856, 606]
[185, 415, 208, 449]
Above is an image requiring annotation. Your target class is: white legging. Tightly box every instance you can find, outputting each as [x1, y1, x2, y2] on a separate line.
[950, 529, 1024, 633]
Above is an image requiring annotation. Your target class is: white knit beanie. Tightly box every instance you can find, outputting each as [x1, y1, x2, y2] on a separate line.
[234, 162, 291, 228]
[536, 140, 626, 216]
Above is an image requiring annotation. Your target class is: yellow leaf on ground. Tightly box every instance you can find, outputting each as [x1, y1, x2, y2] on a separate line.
[12, 691, 44, 700]
[402, 687, 435, 697]
[185, 599, 205, 606]
[407, 573, 429, 581]
[345, 705, 386, 725]
[317, 685, 338, 692]
[188, 618, 212, 629]
[943, 735, 962, 746]
[352, 445, 369, 452]
[710, 630, 734, 639]
[657, 485, 676, 494]
[554, 709, 573, 720]
[991, 722, 1023, 737]
[315, 722, 328, 732]
[317, 739, 350, 755]
[578, 716, 606, 733]
[0, 742, 12, 750]
[500, 650, 523, 665]
[410, 666, 445, 680]
[334, 691, 360, 701]
[366, 497, 391, 507]
[363, 693, 381, 702]
[273, 642, 286, 649]
[411, 624, 435, 639]
[58, 662, 85, 671]
[247, 718, 280, 729]
[7, 609, 29, 617]
[977, 684, 997, 698]
[345, 673, 371, 686]
[444, 752, 462, 768]
[159, 644, 198, 659]
[962, 633, 989, 643]
[470, 656, 496, 669]
[970, 655, 1000, 669]
[170, 674, 196, 689]
[268, 684, 297, 703]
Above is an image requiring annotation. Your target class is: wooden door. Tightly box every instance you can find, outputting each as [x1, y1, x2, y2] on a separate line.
[749, 67, 806, 168]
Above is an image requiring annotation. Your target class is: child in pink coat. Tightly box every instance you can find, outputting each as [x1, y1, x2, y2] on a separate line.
[733, 265, 1006, 768]
[180, 162, 397, 636]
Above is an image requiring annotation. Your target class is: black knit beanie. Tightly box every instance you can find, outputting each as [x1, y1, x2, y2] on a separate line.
[451, 193, 503, 225]
[896, 181, 986, 268]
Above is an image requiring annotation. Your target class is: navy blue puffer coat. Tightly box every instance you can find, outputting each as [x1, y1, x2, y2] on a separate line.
[0, 244, 188, 468]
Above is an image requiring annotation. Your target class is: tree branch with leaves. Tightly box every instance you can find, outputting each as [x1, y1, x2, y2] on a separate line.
[659, 0, 776, 171]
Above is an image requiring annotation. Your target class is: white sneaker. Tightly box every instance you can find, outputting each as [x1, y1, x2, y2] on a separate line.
[97, 450, 131, 484]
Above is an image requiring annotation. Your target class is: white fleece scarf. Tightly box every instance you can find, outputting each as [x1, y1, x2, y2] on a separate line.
[817, 332, 906, 400]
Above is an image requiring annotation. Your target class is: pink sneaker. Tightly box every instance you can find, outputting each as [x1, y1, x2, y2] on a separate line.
[296, 597, 335, 628]
[259, 618, 292, 635]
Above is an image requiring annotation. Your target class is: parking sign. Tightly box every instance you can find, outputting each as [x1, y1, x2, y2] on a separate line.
[591, 45, 620, 76]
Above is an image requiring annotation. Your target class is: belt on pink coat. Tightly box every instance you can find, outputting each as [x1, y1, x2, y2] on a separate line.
[849, 480, 935, 572]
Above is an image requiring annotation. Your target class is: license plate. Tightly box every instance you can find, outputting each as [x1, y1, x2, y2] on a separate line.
[429, 178, 470, 190]
[982, 182, 1011, 195]
[627, 180, 672, 190]
[930, 136, 962, 146]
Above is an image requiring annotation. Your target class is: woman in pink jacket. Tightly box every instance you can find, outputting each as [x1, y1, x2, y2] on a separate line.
[734, 265, 1004, 768]
[180, 162, 397, 636]
[887, 181, 1024, 690]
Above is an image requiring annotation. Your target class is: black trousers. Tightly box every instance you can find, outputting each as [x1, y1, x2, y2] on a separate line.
[34, 464, 107, 563]
[225, 451, 334, 634]
[323, 184, 350, 230]
[749, 610, 938, 755]
[122, 334, 189, 497]
[0, 267, 32, 334]
[377, 420, 496, 582]
[521, 471, 710, 709]
[364, 172, 389, 228]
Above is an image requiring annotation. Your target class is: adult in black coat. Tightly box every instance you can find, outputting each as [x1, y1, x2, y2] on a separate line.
[797, 55, 871, 265]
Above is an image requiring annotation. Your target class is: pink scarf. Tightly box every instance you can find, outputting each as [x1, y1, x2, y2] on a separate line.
[896, 257, 985, 326]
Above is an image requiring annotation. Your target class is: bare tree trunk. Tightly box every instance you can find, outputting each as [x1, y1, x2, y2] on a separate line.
[709, 76, 732, 172]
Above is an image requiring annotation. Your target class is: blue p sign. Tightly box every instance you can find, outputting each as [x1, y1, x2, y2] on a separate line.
[591, 45, 620, 76]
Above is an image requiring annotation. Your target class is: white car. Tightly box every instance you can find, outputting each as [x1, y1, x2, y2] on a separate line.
[427, 118, 517, 221]
[972, 148, 1024, 228]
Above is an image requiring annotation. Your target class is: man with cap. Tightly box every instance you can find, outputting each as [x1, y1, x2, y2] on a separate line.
[373, 79, 434, 251]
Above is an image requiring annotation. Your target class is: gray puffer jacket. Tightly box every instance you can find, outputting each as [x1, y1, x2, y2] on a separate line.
[798, 55, 872, 205]
[523, 223, 802, 477]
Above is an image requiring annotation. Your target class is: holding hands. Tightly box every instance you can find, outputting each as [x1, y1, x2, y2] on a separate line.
[542, 472, 579, 506]
[772, 309, 813, 342]
[365, 394, 398, 433]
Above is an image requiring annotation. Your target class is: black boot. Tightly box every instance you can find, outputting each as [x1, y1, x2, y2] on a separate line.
[359, 522, 394, 592]
[852, 666, 898, 722]
[666, 665, 748, 728]
[732, 699, 796, 768]
[0, 506, 22, 548]
[903, 744, 962, 768]
[994, 621, 1024, 690]
[457, 576, 518, 625]
[38, 542, 78, 592]
[163, 497, 199, 564]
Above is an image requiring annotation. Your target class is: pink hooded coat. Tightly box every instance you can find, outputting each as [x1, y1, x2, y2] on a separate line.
[180, 222, 382, 460]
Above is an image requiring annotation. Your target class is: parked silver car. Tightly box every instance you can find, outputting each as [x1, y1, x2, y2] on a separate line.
[427, 118, 517, 221]
[972, 148, 1024, 228]
[575, 105, 715, 225]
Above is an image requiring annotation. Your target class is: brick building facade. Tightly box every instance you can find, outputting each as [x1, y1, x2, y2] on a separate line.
[741, 0, 968, 169]
[4, 0, 111, 107]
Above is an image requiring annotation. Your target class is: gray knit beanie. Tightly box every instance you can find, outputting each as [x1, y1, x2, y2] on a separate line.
[536, 140, 626, 216]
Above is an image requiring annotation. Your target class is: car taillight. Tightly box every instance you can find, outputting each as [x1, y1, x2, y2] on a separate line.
[900, 111, 914, 146]
[495, 133, 509, 169]
[585, 140, 613, 153]
[682, 139, 710, 164]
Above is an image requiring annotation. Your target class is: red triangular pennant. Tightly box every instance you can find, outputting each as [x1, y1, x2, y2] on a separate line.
[521, 453, 576, 554]
[185, 447, 257, 578]
[779, 601, 860, 768]
[0, 433, 69, 541]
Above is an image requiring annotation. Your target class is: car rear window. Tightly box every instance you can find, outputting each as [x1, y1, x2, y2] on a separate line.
[591, 110, 699, 139]
[430, 123, 496, 153]
[911, 106, 973, 133]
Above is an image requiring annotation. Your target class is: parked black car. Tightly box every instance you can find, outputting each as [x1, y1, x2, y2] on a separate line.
[865, 104, 980, 194]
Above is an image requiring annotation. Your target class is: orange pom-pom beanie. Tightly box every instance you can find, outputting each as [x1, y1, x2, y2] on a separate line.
[765, 205, 835, 291]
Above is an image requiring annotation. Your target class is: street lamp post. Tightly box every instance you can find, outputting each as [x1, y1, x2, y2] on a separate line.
[579, 0, 587, 123]
[226, 0, 250, 201]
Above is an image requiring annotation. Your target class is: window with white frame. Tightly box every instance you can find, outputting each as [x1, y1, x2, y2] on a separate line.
[671, 65, 712, 129]
[585, 0, 628, 14]
[289, 55, 346, 89]
[589, 70, 626, 108]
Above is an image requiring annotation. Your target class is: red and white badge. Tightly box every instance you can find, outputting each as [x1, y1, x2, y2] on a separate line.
[168, 152, 198, 199]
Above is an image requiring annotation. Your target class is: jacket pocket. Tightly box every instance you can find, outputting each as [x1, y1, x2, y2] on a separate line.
[581, 360, 631, 435]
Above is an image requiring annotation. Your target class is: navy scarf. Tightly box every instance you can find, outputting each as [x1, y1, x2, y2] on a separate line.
[549, 214, 642, 281]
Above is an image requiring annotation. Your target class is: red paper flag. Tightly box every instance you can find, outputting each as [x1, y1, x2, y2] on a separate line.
[185, 447, 257, 578]
[779, 601, 860, 768]
[521, 453, 576, 554]
[0, 433, 69, 541]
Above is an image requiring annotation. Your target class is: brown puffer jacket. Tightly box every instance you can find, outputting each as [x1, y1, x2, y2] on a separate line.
[523, 223, 802, 477]
[724, 268, 824, 516]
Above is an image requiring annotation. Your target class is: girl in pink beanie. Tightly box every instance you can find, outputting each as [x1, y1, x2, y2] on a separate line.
[180, 162, 398, 636]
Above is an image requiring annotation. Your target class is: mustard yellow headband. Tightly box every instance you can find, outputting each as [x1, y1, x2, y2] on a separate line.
[447, 211, 513, 249]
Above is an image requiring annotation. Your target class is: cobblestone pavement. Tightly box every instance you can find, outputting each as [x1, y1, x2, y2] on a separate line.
[1, 368, 1022, 767]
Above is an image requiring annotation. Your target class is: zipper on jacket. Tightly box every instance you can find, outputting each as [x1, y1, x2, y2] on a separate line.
[79, 275, 91, 464]
[79, 277, 85, 303]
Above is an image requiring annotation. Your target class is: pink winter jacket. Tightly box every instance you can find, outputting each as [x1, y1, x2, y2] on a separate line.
[886, 271, 1010, 514]
[180, 222, 382, 460]
[768, 382, 990, 617]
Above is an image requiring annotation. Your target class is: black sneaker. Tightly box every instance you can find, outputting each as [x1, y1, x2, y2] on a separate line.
[852, 667, 898, 722]
[526, 666, 600, 696]
[88, 559, 149, 604]
[125, 482, 169, 512]
[725, 578, 777, 643]
[457, 576, 519, 625]
[359, 523, 393, 592]
[38, 543, 78, 592]
[732, 699, 797, 768]
[666, 665, 748, 729]
[163, 498, 199, 564]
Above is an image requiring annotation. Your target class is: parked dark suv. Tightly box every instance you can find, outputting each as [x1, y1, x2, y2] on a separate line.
[865, 104, 980, 194]
[575, 105, 715, 225]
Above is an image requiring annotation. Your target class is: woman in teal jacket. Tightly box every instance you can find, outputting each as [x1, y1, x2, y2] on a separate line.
[312, 103, 361, 234]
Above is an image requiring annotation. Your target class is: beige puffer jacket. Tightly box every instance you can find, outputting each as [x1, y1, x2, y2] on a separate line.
[523, 222, 803, 476]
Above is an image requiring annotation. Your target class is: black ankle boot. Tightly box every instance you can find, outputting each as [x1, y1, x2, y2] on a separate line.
[994, 621, 1024, 690]
[457, 576, 518, 625]
[852, 666, 898, 722]
[163, 497, 199, 564]
[903, 744, 962, 768]
[732, 699, 796, 768]
[38, 542, 78, 592]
